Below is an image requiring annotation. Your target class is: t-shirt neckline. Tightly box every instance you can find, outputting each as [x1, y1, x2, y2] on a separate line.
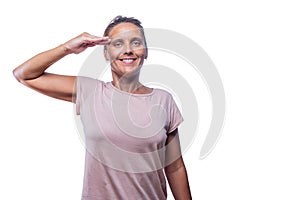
[107, 81, 155, 97]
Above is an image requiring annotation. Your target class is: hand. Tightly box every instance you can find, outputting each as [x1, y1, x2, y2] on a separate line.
[63, 32, 111, 54]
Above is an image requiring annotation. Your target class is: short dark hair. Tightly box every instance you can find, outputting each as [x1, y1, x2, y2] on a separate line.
[103, 15, 148, 58]
[104, 15, 144, 37]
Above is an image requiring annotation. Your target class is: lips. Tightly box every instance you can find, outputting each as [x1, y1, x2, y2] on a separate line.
[119, 58, 137, 65]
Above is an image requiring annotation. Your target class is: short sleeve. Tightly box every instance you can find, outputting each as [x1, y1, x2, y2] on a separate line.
[75, 76, 99, 115]
[167, 96, 184, 134]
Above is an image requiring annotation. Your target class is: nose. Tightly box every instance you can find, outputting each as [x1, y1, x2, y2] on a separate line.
[123, 43, 133, 55]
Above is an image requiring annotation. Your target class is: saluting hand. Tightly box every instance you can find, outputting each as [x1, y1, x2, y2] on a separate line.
[63, 32, 111, 54]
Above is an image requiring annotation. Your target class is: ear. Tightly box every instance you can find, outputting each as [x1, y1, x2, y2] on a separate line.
[144, 47, 148, 59]
[103, 46, 109, 61]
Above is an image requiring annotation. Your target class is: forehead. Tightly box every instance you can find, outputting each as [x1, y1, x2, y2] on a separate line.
[108, 23, 143, 39]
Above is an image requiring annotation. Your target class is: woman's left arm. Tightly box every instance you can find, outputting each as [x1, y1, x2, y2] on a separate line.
[164, 129, 192, 200]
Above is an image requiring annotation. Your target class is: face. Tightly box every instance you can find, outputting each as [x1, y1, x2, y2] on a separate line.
[104, 23, 147, 79]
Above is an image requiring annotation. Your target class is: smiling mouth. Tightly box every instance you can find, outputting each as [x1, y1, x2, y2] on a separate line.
[119, 58, 137, 65]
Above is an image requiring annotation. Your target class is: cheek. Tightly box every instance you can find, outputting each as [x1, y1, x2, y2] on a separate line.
[108, 49, 121, 60]
[133, 47, 146, 57]
[108, 46, 146, 59]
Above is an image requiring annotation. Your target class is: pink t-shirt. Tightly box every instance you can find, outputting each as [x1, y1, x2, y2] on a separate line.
[76, 76, 184, 200]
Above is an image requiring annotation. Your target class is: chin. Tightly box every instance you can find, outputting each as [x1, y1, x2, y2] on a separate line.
[121, 67, 141, 78]
[112, 61, 142, 77]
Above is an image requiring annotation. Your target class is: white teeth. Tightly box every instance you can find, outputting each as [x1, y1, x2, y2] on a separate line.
[123, 59, 134, 63]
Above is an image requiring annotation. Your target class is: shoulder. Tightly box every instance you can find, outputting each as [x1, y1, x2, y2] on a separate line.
[153, 87, 174, 100]
[76, 76, 105, 88]
[76, 76, 103, 84]
[76, 76, 106, 94]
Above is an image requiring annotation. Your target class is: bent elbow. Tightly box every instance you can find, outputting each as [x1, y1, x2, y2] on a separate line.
[12, 68, 22, 82]
[12, 68, 28, 84]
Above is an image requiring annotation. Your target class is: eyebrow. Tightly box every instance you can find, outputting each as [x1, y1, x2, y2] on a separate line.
[110, 36, 143, 42]
[111, 38, 123, 43]
[131, 37, 143, 41]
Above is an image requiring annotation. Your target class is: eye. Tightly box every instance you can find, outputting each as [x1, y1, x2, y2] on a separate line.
[132, 40, 141, 47]
[112, 41, 122, 47]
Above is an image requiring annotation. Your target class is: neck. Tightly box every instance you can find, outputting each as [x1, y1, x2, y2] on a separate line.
[111, 72, 142, 93]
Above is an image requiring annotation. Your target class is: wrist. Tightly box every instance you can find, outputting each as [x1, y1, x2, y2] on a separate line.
[59, 43, 73, 55]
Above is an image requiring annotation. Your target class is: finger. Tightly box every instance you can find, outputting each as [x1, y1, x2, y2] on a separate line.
[81, 32, 104, 40]
[91, 37, 111, 45]
[82, 32, 99, 39]
[87, 37, 110, 44]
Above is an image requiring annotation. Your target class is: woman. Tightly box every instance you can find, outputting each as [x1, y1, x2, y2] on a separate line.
[13, 16, 192, 200]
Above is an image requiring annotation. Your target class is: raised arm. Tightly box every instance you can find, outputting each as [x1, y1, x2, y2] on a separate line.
[13, 32, 110, 102]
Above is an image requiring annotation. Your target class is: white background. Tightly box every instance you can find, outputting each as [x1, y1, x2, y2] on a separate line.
[1, 0, 300, 199]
